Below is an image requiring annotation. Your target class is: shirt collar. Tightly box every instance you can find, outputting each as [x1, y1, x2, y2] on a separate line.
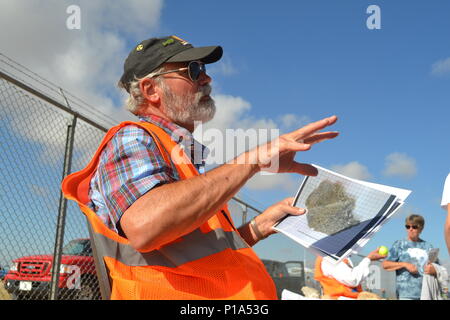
[139, 115, 191, 144]
[138, 115, 209, 165]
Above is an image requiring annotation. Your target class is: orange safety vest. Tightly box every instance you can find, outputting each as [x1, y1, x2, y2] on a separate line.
[314, 256, 362, 299]
[61, 121, 277, 300]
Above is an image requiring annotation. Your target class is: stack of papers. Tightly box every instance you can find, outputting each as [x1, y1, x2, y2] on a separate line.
[273, 164, 411, 263]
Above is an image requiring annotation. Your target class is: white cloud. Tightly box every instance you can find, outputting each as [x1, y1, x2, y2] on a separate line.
[277, 114, 311, 133]
[194, 94, 309, 191]
[245, 172, 298, 193]
[208, 55, 238, 76]
[1, 82, 106, 168]
[202, 94, 252, 131]
[331, 161, 372, 181]
[1, 2, 310, 194]
[0, 0, 164, 167]
[195, 94, 279, 165]
[383, 152, 417, 179]
[0, 0, 163, 126]
[431, 57, 450, 76]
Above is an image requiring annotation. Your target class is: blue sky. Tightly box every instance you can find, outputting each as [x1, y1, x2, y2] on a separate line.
[157, 0, 450, 260]
[0, 0, 449, 265]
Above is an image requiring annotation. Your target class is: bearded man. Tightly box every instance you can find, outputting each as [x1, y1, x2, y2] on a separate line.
[62, 35, 339, 299]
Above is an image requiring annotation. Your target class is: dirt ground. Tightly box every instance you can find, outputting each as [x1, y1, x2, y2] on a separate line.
[0, 281, 11, 300]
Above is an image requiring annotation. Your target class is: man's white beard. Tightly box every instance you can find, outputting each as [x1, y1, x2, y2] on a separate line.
[161, 83, 216, 128]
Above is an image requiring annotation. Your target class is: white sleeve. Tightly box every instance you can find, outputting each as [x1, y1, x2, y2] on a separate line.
[442, 173, 450, 210]
[321, 257, 371, 288]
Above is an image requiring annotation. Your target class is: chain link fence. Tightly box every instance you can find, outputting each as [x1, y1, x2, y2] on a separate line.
[0, 66, 105, 300]
[0, 53, 397, 300]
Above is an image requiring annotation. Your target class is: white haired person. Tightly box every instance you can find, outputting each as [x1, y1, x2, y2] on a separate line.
[62, 35, 339, 300]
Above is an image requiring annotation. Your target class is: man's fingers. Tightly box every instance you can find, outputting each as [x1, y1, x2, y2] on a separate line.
[283, 140, 311, 152]
[281, 203, 306, 216]
[282, 197, 296, 205]
[279, 132, 337, 156]
[303, 131, 339, 145]
[289, 162, 318, 176]
[290, 115, 338, 141]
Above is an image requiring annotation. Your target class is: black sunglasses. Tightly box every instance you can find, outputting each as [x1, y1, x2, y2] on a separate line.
[405, 225, 419, 230]
[149, 61, 206, 81]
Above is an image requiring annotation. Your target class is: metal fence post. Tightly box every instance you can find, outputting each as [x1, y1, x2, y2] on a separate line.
[49, 115, 77, 300]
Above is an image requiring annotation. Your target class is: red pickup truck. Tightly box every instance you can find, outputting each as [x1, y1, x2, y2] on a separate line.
[4, 238, 100, 300]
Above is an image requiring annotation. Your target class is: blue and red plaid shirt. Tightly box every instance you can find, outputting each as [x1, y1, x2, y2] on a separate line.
[88, 115, 208, 234]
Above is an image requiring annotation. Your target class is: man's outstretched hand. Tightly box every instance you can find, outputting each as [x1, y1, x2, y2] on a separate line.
[246, 115, 339, 175]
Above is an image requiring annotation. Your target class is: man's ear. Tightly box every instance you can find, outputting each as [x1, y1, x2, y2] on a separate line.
[140, 78, 160, 105]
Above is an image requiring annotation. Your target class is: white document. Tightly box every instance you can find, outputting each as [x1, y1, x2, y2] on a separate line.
[273, 164, 411, 262]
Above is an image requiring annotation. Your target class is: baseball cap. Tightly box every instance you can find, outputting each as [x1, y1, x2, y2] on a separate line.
[119, 35, 223, 92]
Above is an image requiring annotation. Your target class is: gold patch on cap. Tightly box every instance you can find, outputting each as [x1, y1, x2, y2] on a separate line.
[136, 44, 144, 51]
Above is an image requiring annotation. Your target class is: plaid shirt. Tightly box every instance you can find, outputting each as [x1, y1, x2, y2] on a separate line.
[88, 115, 208, 234]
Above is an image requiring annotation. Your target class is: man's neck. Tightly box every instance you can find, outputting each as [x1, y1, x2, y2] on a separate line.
[140, 113, 194, 133]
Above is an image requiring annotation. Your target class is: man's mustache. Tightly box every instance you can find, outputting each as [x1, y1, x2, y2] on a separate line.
[198, 85, 212, 97]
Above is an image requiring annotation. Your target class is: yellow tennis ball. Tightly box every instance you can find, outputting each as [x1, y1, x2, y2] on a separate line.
[378, 246, 388, 256]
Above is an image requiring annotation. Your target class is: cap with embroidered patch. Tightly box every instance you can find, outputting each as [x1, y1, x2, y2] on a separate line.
[119, 35, 223, 92]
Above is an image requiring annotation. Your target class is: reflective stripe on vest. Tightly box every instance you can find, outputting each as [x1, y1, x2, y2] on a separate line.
[92, 228, 249, 268]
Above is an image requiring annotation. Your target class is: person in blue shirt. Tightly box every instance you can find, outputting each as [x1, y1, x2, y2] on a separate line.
[382, 214, 437, 300]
